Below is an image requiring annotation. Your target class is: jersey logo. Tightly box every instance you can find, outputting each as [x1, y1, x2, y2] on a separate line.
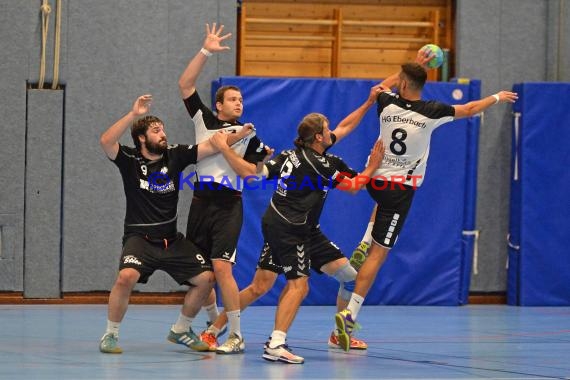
[123, 255, 142, 266]
[317, 156, 330, 167]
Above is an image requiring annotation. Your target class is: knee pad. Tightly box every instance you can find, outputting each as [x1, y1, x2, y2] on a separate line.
[332, 262, 357, 283]
[338, 281, 355, 301]
[343, 280, 355, 293]
[332, 263, 357, 301]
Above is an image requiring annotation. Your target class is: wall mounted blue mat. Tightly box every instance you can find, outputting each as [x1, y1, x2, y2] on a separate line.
[212, 77, 480, 305]
[508, 83, 570, 306]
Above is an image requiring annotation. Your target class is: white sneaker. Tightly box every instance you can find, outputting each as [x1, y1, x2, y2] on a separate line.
[216, 332, 245, 354]
[263, 344, 304, 364]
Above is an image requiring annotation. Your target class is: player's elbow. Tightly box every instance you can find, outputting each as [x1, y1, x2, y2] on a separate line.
[178, 80, 196, 99]
[458, 103, 480, 118]
[177, 78, 186, 92]
[99, 133, 112, 150]
[464, 106, 478, 117]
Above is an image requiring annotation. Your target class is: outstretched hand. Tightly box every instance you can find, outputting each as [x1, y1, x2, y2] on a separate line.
[496, 90, 518, 104]
[203, 23, 232, 53]
[415, 46, 434, 68]
[132, 94, 152, 116]
[368, 83, 389, 103]
[368, 139, 385, 169]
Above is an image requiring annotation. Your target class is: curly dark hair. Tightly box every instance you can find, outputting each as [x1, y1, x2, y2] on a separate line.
[131, 115, 163, 151]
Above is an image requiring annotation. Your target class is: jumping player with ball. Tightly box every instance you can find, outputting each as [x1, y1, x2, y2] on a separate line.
[336, 46, 518, 352]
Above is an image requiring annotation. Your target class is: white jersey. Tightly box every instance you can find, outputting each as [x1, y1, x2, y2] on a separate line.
[192, 110, 257, 183]
[374, 91, 455, 187]
[183, 91, 267, 195]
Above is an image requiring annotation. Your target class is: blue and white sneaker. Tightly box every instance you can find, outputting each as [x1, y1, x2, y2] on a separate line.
[167, 327, 209, 352]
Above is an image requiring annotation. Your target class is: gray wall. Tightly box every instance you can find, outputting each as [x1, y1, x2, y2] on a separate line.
[0, 0, 237, 295]
[456, 0, 569, 291]
[0, 0, 568, 296]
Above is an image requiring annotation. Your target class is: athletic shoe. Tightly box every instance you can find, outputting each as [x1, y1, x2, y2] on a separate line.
[349, 241, 370, 271]
[200, 330, 218, 351]
[263, 344, 304, 364]
[216, 332, 245, 354]
[206, 320, 228, 338]
[99, 332, 122, 354]
[328, 331, 367, 350]
[335, 309, 356, 352]
[167, 327, 209, 352]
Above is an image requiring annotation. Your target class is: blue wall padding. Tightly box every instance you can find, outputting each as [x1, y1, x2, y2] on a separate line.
[508, 83, 570, 306]
[213, 77, 480, 305]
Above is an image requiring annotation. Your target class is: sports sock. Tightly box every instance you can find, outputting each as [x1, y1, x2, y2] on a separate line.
[226, 310, 241, 338]
[269, 330, 287, 348]
[361, 222, 374, 246]
[106, 320, 120, 336]
[172, 313, 193, 333]
[347, 293, 364, 320]
[207, 324, 221, 336]
[203, 302, 219, 323]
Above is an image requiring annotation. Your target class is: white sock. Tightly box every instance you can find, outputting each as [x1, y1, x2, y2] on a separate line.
[207, 324, 221, 337]
[106, 320, 120, 336]
[226, 310, 241, 338]
[172, 313, 193, 333]
[269, 330, 287, 348]
[347, 293, 365, 320]
[203, 302, 219, 323]
[362, 222, 374, 246]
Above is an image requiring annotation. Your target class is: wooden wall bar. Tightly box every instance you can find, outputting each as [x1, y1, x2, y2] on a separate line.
[239, 0, 454, 80]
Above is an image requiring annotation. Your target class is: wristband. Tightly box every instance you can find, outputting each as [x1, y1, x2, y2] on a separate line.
[491, 94, 500, 104]
[200, 47, 212, 57]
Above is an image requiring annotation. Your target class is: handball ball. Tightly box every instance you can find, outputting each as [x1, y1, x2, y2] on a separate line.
[420, 44, 444, 69]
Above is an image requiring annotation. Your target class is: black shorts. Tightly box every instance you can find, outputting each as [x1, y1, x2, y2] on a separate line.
[366, 180, 416, 248]
[186, 195, 243, 263]
[260, 208, 344, 279]
[120, 233, 212, 285]
[257, 228, 344, 275]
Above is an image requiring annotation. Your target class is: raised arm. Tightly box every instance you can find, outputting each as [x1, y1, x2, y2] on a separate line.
[453, 90, 518, 119]
[100, 94, 152, 159]
[178, 23, 232, 99]
[332, 84, 386, 143]
[380, 46, 434, 89]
